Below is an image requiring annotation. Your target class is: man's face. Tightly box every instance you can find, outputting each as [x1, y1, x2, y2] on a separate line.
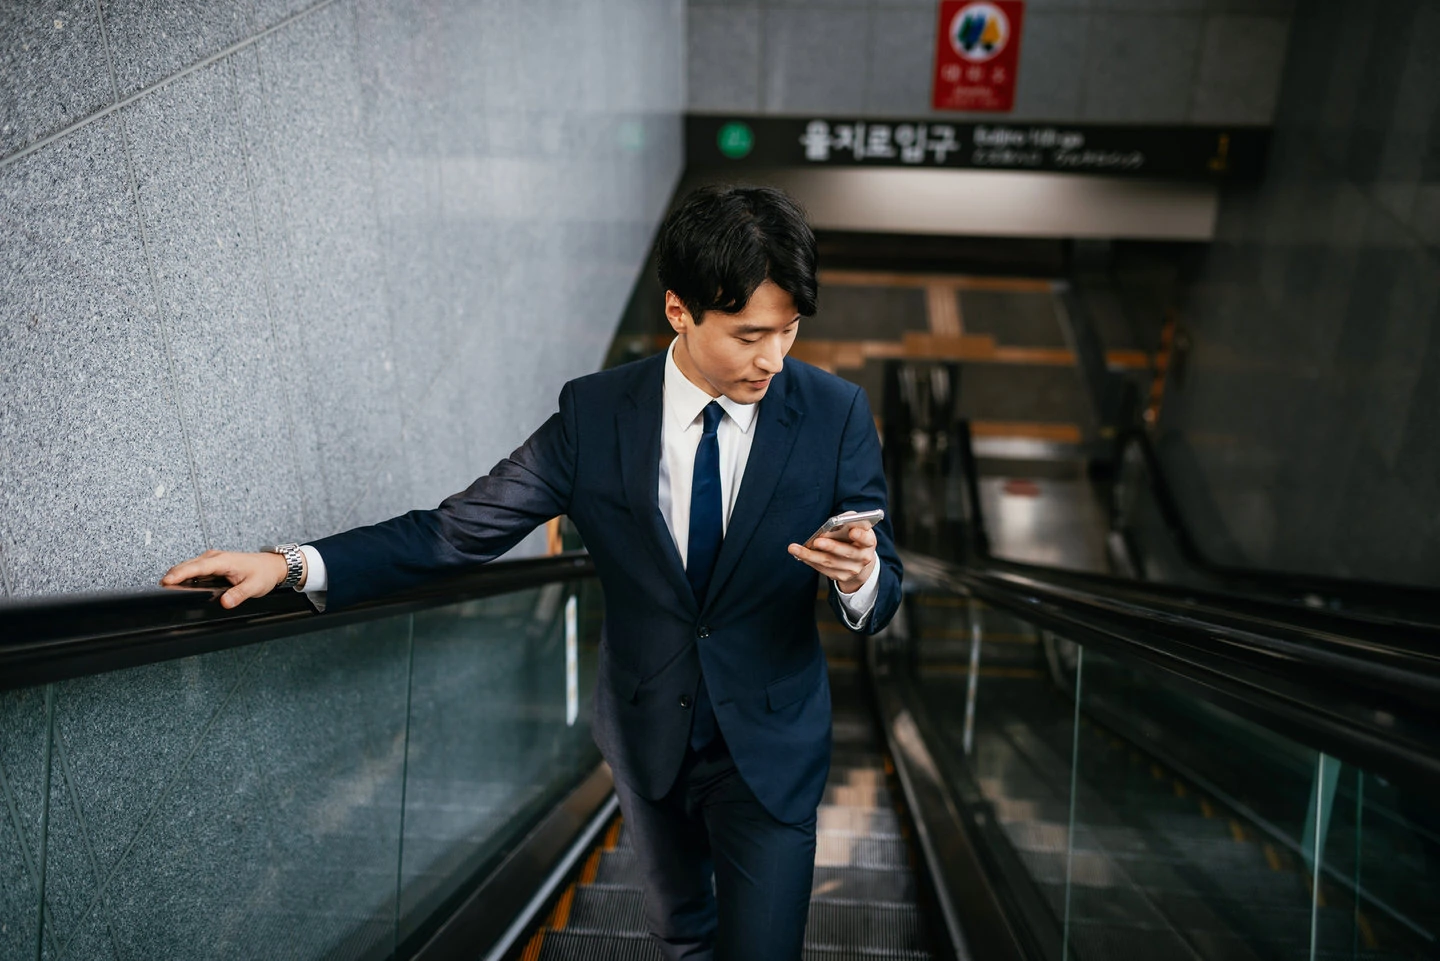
[666, 280, 800, 403]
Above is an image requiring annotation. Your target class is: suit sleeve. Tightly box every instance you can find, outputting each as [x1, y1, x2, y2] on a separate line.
[310, 382, 579, 610]
[826, 386, 904, 635]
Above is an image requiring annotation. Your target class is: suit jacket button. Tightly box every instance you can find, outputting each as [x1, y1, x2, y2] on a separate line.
[696, 625, 710, 638]
[679, 694, 693, 709]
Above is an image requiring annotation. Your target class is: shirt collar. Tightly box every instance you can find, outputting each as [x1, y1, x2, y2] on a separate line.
[664, 338, 759, 434]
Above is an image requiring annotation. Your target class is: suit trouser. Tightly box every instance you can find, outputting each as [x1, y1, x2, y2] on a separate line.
[611, 735, 818, 961]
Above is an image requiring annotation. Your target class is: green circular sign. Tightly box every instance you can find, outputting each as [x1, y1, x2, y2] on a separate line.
[717, 121, 754, 160]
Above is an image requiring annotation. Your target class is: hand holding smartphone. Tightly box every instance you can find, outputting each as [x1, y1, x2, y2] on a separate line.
[804, 509, 885, 548]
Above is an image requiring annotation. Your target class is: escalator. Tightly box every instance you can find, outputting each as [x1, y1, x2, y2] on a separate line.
[870, 353, 1440, 961]
[879, 554, 1440, 961]
[517, 661, 936, 960]
[0, 553, 951, 961]
[4, 366, 1437, 961]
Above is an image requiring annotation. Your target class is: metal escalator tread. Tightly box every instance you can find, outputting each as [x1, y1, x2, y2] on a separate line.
[811, 865, 918, 903]
[524, 667, 934, 960]
[805, 901, 929, 953]
[532, 930, 659, 961]
[563, 886, 646, 935]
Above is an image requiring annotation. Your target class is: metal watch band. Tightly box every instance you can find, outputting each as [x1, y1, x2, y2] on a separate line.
[265, 543, 305, 591]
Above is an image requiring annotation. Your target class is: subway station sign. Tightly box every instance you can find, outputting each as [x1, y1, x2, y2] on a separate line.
[690, 116, 1269, 182]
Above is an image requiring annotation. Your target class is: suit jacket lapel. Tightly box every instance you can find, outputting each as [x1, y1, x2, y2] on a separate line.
[702, 371, 804, 615]
[616, 355, 697, 615]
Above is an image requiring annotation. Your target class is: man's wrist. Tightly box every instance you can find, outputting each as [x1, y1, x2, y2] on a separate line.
[263, 544, 306, 591]
[837, 560, 876, 595]
[267, 552, 289, 589]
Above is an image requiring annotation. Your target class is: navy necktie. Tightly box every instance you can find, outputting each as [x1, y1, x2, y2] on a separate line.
[686, 401, 724, 749]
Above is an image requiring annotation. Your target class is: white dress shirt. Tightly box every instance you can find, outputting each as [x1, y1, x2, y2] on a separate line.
[304, 338, 880, 624]
[656, 339, 878, 627]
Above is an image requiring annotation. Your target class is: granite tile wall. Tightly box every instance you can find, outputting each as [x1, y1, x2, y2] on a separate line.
[1155, 0, 1440, 587]
[687, 0, 1291, 125]
[0, 0, 684, 598]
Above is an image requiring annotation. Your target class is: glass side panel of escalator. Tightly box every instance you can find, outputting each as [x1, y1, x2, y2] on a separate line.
[0, 577, 603, 961]
[897, 588, 1439, 961]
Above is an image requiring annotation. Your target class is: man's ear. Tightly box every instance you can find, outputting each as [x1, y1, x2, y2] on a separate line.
[664, 291, 693, 334]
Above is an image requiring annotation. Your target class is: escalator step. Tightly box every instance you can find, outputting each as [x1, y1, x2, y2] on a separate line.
[812, 866, 918, 902]
[595, 849, 644, 888]
[806, 901, 929, 953]
[816, 834, 911, 870]
[565, 885, 647, 935]
[594, 851, 920, 903]
[535, 930, 933, 960]
[832, 716, 883, 746]
[804, 951, 932, 961]
[597, 830, 912, 885]
[554, 888, 929, 952]
[818, 804, 902, 837]
[828, 766, 887, 786]
[823, 782, 894, 809]
[536, 930, 659, 961]
[830, 748, 888, 768]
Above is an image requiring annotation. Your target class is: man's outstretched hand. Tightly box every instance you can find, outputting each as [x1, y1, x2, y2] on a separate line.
[160, 550, 295, 609]
[787, 517, 878, 593]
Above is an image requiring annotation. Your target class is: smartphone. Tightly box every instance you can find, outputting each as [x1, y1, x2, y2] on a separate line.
[804, 509, 885, 547]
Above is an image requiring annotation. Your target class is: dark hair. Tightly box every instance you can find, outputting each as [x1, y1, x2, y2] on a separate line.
[655, 184, 818, 323]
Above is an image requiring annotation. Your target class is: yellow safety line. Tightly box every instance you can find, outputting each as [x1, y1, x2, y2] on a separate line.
[1199, 799, 1215, 819]
[1263, 843, 1283, 871]
[549, 884, 576, 929]
[603, 818, 623, 851]
[1229, 819, 1248, 843]
[579, 848, 602, 885]
[520, 930, 545, 961]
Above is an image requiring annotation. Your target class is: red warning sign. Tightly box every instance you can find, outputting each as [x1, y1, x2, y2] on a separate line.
[931, 0, 1025, 113]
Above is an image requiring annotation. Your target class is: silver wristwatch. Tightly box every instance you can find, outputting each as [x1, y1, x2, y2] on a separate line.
[264, 543, 305, 590]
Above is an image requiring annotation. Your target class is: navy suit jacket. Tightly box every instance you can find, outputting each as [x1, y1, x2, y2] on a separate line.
[312, 351, 903, 824]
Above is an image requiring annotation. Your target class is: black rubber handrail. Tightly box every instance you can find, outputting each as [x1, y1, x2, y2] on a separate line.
[902, 548, 1440, 795]
[0, 551, 596, 691]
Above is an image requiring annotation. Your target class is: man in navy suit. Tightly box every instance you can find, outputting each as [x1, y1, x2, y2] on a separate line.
[163, 185, 903, 960]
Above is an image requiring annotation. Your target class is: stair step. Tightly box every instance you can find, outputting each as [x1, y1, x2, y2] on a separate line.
[565, 885, 646, 935]
[823, 782, 894, 809]
[806, 901, 930, 954]
[596, 851, 921, 905]
[537, 931, 932, 961]
[816, 834, 912, 870]
[805, 949, 932, 960]
[536, 930, 659, 961]
[811, 866, 919, 903]
[818, 805, 902, 838]
[551, 895, 929, 953]
[595, 849, 644, 888]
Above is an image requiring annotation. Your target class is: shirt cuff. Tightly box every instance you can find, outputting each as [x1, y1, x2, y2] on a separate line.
[833, 559, 881, 629]
[299, 544, 328, 612]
